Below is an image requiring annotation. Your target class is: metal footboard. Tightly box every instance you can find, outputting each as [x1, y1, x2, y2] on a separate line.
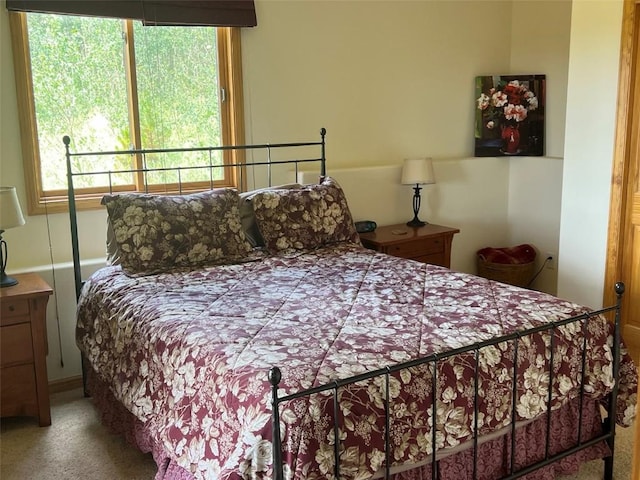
[269, 282, 625, 480]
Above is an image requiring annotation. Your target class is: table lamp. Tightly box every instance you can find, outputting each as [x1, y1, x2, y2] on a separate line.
[401, 158, 435, 227]
[0, 186, 26, 287]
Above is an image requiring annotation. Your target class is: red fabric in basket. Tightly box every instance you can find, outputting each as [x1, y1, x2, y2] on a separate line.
[477, 244, 536, 264]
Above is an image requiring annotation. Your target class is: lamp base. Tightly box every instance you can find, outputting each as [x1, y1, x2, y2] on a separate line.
[406, 218, 427, 228]
[0, 272, 18, 288]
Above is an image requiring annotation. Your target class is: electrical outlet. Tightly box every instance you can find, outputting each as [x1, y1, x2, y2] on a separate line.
[545, 252, 556, 270]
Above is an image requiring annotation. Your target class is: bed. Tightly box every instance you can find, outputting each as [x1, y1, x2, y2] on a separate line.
[64, 130, 638, 480]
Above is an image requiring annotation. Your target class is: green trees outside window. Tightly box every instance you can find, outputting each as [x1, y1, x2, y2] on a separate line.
[10, 12, 245, 213]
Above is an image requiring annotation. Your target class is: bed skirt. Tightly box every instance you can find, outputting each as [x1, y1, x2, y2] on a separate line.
[86, 366, 610, 480]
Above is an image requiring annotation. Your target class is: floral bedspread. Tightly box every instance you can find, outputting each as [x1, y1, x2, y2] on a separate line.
[76, 244, 637, 480]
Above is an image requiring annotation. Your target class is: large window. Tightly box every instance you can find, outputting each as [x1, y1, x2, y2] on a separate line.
[10, 12, 246, 214]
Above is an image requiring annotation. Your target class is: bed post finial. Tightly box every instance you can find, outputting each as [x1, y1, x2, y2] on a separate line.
[269, 367, 284, 480]
[269, 366, 282, 386]
[614, 281, 625, 297]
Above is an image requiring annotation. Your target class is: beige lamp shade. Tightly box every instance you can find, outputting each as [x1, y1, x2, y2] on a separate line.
[0, 186, 26, 230]
[401, 158, 436, 185]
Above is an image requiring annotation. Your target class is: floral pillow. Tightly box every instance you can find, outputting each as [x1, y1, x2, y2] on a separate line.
[239, 183, 302, 248]
[251, 177, 361, 253]
[102, 189, 253, 275]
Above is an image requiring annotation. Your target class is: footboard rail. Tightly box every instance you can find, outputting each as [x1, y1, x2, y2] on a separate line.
[269, 282, 625, 480]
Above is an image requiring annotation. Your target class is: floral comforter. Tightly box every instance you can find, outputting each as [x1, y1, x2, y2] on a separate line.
[76, 244, 637, 480]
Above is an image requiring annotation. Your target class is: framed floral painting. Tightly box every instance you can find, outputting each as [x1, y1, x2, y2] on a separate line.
[474, 74, 545, 157]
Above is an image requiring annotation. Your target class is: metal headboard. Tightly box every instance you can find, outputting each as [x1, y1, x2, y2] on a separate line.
[64, 128, 327, 302]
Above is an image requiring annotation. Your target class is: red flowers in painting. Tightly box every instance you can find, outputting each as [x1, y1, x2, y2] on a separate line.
[476, 80, 539, 129]
[503, 83, 524, 105]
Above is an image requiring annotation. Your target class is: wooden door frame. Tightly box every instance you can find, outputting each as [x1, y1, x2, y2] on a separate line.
[604, 0, 637, 311]
[605, 2, 639, 478]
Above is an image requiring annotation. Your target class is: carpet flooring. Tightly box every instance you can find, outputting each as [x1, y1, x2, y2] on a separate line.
[0, 388, 634, 479]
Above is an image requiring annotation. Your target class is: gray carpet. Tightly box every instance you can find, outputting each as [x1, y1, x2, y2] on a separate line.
[0, 388, 634, 479]
[1, 389, 156, 479]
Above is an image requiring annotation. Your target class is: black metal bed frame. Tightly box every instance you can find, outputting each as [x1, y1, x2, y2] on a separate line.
[63, 128, 626, 480]
[269, 282, 625, 480]
[64, 128, 327, 399]
[63, 128, 327, 302]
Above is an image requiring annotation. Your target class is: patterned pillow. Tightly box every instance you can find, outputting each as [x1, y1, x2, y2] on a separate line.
[239, 183, 302, 247]
[102, 189, 253, 275]
[251, 177, 360, 253]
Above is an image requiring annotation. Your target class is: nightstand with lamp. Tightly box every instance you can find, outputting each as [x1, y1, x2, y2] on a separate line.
[359, 159, 460, 268]
[0, 186, 53, 426]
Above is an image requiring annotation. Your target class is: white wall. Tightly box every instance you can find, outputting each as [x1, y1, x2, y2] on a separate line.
[505, 0, 572, 293]
[507, 157, 563, 292]
[0, 0, 586, 381]
[300, 159, 511, 274]
[559, 0, 624, 308]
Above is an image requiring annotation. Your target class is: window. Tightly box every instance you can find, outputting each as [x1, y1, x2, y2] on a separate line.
[9, 12, 246, 214]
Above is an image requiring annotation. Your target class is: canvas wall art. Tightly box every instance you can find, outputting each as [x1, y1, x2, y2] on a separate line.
[474, 74, 545, 157]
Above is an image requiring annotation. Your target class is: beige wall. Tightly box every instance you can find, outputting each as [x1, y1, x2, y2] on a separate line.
[1, 0, 613, 381]
[559, 0, 624, 308]
[242, 0, 512, 160]
[505, 0, 572, 294]
[241, 0, 571, 286]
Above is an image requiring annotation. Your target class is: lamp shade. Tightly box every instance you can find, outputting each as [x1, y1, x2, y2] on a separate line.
[0, 186, 26, 230]
[401, 158, 435, 185]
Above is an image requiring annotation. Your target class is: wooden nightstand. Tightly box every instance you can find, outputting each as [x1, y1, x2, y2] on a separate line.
[0, 273, 53, 426]
[359, 223, 459, 268]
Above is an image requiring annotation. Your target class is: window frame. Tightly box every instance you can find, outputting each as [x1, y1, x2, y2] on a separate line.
[9, 12, 246, 215]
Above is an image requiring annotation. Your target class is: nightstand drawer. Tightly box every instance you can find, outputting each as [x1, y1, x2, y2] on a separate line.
[413, 253, 446, 266]
[0, 364, 38, 418]
[1, 299, 30, 325]
[386, 236, 444, 258]
[1, 323, 34, 366]
[359, 223, 459, 268]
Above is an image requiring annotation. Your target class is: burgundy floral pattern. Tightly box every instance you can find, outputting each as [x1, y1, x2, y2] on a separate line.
[102, 189, 253, 275]
[76, 244, 637, 480]
[251, 177, 361, 253]
[87, 370, 612, 480]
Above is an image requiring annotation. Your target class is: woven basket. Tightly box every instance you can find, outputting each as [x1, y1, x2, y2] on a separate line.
[476, 257, 536, 288]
